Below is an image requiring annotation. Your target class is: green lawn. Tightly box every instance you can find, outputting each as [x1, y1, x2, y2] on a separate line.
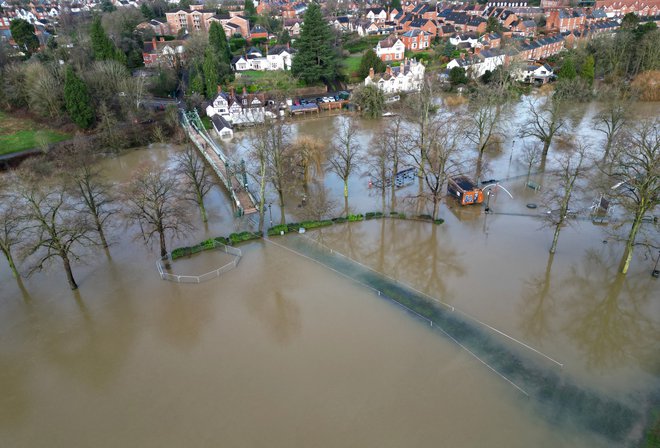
[342, 54, 364, 83]
[0, 111, 71, 155]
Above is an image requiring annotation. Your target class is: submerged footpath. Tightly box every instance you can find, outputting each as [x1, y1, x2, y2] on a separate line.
[268, 233, 658, 447]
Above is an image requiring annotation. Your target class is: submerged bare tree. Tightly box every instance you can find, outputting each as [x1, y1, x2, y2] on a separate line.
[60, 142, 117, 249]
[519, 142, 543, 183]
[366, 134, 392, 211]
[607, 119, 659, 274]
[0, 195, 28, 279]
[291, 135, 325, 194]
[465, 88, 502, 180]
[174, 145, 214, 223]
[593, 99, 628, 164]
[248, 124, 270, 232]
[406, 114, 462, 220]
[382, 117, 406, 210]
[266, 120, 292, 225]
[328, 117, 361, 215]
[543, 143, 588, 254]
[124, 166, 193, 258]
[519, 97, 567, 166]
[16, 173, 96, 290]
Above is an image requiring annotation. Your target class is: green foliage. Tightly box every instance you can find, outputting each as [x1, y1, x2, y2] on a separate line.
[10, 19, 39, 56]
[64, 66, 94, 129]
[353, 84, 384, 119]
[229, 37, 247, 52]
[291, 3, 339, 84]
[347, 214, 364, 222]
[365, 212, 383, 220]
[486, 16, 503, 33]
[140, 3, 155, 20]
[357, 49, 385, 79]
[418, 214, 433, 220]
[244, 0, 257, 17]
[209, 21, 232, 64]
[434, 219, 445, 225]
[391, 0, 402, 10]
[343, 35, 381, 54]
[580, 55, 595, 85]
[229, 231, 261, 244]
[190, 68, 205, 96]
[278, 29, 291, 45]
[449, 66, 468, 86]
[203, 47, 219, 99]
[267, 224, 289, 236]
[100, 0, 116, 12]
[557, 55, 577, 80]
[620, 12, 639, 30]
[90, 18, 126, 64]
[332, 217, 347, 223]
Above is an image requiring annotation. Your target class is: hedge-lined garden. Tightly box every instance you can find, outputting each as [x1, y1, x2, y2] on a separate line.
[169, 211, 444, 260]
[170, 232, 261, 260]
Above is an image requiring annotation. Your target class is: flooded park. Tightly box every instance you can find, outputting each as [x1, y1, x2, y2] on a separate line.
[0, 95, 658, 447]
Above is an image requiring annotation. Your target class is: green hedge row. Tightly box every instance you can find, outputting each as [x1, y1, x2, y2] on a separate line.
[170, 233, 260, 260]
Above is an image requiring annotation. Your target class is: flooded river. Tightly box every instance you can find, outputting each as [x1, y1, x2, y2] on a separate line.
[0, 97, 658, 447]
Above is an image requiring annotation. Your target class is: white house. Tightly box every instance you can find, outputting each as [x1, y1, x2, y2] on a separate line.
[365, 7, 388, 22]
[206, 88, 266, 125]
[447, 49, 506, 78]
[211, 115, 233, 139]
[449, 33, 480, 48]
[231, 45, 295, 71]
[375, 36, 405, 62]
[516, 63, 554, 83]
[365, 58, 425, 94]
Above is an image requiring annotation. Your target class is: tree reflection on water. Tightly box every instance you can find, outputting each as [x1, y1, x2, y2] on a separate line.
[562, 247, 659, 371]
[520, 252, 557, 343]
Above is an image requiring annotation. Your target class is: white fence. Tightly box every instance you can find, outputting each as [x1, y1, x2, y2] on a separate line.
[156, 243, 242, 283]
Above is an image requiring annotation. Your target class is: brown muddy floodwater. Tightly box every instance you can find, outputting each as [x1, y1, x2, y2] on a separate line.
[1, 99, 659, 447]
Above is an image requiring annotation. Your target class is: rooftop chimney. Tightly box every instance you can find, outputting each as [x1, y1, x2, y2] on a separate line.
[242, 86, 247, 95]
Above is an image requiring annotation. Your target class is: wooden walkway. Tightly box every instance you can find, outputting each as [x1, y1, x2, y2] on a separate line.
[181, 110, 258, 216]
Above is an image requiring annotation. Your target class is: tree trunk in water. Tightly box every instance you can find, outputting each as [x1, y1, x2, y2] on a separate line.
[550, 223, 561, 254]
[476, 149, 484, 181]
[432, 194, 439, 221]
[197, 193, 207, 223]
[542, 138, 551, 159]
[95, 215, 109, 249]
[278, 189, 285, 225]
[61, 252, 78, 290]
[344, 180, 349, 216]
[159, 230, 167, 258]
[4, 250, 19, 279]
[620, 213, 643, 274]
[258, 166, 267, 232]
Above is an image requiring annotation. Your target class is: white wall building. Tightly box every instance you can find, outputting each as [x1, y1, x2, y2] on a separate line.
[206, 90, 266, 125]
[364, 58, 425, 94]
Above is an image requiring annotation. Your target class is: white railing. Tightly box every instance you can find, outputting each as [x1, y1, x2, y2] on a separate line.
[156, 242, 242, 283]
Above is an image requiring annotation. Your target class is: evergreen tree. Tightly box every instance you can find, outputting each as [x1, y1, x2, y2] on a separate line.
[449, 66, 468, 85]
[291, 3, 338, 84]
[580, 55, 595, 85]
[140, 3, 155, 20]
[10, 19, 39, 55]
[391, 0, 402, 10]
[203, 48, 219, 99]
[244, 0, 257, 19]
[64, 66, 94, 129]
[358, 49, 385, 79]
[209, 22, 231, 64]
[90, 18, 126, 64]
[190, 68, 205, 96]
[557, 56, 577, 80]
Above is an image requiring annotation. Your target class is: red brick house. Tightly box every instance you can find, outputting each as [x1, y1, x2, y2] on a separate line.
[400, 29, 432, 51]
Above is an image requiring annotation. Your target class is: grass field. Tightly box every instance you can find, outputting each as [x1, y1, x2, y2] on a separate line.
[0, 111, 71, 155]
[342, 55, 363, 83]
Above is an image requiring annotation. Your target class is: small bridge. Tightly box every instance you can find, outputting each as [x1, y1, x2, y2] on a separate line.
[180, 110, 258, 216]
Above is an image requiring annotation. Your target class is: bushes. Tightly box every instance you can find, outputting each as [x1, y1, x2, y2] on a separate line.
[365, 212, 383, 220]
[229, 231, 261, 244]
[347, 214, 364, 222]
[267, 224, 289, 236]
[169, 233, 259, 260]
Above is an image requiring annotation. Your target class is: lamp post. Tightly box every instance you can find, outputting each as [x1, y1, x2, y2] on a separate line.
[653, 250, 660, 278]
[268, 203, 273, 227]
[507, 139, 516, 178]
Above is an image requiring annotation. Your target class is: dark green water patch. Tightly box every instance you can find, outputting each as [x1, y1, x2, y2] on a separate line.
[282, 235, 655, 446]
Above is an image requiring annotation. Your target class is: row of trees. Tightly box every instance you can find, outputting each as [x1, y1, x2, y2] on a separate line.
[0, 144, 215, 289]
